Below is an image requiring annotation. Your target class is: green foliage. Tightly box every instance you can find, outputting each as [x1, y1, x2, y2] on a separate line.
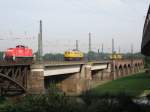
[86, 51, 100, 61]
[0, 94, 84, 112]
[1, 93, 150, 112]
[145, 56, 150, 68]
[43, 53, 64, 61]
[0, 51, 4, 60]
[81, 93, 141, 112]
[0, 96, 5, 103]
[85, 51, 107, 61]
[123, 52, 144, 59]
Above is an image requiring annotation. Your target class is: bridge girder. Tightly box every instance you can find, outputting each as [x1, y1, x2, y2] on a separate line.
[0, 65, 29, 97]
[141, 5, 150, 55]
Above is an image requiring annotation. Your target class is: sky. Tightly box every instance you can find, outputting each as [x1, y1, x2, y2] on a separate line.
[0, 0, 149, 54]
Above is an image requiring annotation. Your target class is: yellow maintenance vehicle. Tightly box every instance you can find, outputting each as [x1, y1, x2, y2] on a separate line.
[64, 49, 84, 61]
[109, 52, 123, 60]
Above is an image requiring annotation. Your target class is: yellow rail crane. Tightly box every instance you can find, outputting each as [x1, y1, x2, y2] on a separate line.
[109, 52, 123, 60]
[64, 49, 84, 61]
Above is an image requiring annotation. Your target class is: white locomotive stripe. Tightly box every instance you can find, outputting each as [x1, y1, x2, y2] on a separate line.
[31, 69, 44, 72]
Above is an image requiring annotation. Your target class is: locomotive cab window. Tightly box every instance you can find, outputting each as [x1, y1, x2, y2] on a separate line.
[16, 45, 25, 48]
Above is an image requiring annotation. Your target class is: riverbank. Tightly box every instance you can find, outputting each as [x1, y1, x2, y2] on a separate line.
[90, 71, 150, 96]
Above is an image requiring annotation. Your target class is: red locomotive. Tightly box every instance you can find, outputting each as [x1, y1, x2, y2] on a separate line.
[3, 45, 34, 61]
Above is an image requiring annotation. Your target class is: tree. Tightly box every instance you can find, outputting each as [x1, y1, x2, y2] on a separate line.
[43, 53, 64, 61]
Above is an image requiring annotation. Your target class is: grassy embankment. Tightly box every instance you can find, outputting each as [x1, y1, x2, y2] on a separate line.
[91, 72, 150, 96]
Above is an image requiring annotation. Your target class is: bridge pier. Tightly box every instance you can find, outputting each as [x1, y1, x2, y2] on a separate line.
[118, 68, 122, 78]
[128, 67, 131, 75]
[130, 65, 134, 74]
[92, 70, 104, 81]
[111, 60, 117, 80]
[59, 65, 91, 95]
[84, 63, 112, 89]
[115, 68, 121, 79]
[134, 66, 138, 73]
[137, 65, 140, 72]
[103, 63, 112, 80]
[27, 64, 45, 94]
[60, 73, 81, 95]
[124, 67, 128, 76]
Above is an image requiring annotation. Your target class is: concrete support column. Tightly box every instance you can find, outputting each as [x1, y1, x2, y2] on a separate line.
[134, 66, 137, 73]
[120, 68, 123, 76]
[84, 65, 92, 80]
[118, 69, 121, 78]
[139, 65, 141, 69]
[116, 68, 121, 78]
[122, 68, 126, 76]
[80, 64, 91, 91]
[136, 66, 138, 72]
[111, 60, 116, 80]
[115, 68, 118, 79]
[60, 65, 92, 95]
[125, 68, 128, 75]
[91, 70, 104, 81]
[125, 68, 129, 75]
[91, 71, 97, 81]
[141, 65, 144, 69]
[127, 68, 130, 75]
[97, 71, 104, 81]
[122, 69, 125, 76]
[27, 64, 45, 94]
[131, 66, 134, 74]
[137, 66, 140, 72]
[103, 63, 112, 80]
[61, 73, 81, 95]
[128, 68, 131, 75]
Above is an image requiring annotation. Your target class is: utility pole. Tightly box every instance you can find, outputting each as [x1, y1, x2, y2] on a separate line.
[111, 38, 116, 79]
[101, 43, 104, 54]
[131, 44, 133, 55]
[98, 48, 100, 61]
[98, 49, 100, 54]
[37, 20, 43, 62]
[112, 38, 115, 54]
[76, 40, 79, 50]
[119, 46, 121, 53]
[131, 44, 134, 60]
[131, 44, 134, 72]
[101, 43, 104, 59]
[89, 32, 91, 52]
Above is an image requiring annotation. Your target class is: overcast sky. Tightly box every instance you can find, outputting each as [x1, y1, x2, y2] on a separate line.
[0, 0, 149, 53]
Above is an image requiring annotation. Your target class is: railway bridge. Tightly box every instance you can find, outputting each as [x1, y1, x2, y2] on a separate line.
[112, 59, 144, 79]
[0, 59, 144, 96]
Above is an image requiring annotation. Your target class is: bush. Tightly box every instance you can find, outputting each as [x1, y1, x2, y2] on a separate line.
[1, 93, 150, 112]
